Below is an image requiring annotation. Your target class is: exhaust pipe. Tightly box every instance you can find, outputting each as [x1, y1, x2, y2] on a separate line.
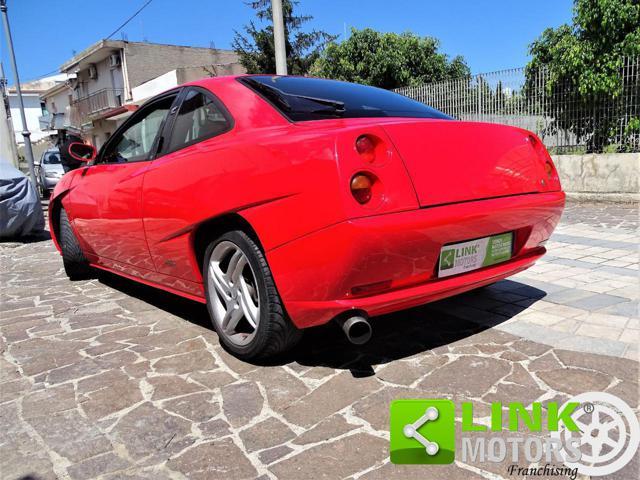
[335, 313, 372, 345]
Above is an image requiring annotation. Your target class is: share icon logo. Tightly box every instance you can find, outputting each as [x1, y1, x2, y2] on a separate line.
[403, 406, 441, 455]
[390, 399, 455, 464]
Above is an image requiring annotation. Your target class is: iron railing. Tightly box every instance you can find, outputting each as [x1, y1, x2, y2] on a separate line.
[395, 56, 640, 153]
[70, 88, 124, 127]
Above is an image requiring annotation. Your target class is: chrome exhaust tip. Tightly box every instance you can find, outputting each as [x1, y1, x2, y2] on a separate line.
[335, 313, 372, 345]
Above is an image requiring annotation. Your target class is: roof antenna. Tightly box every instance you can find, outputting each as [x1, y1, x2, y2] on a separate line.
[140, 19, 148, 42]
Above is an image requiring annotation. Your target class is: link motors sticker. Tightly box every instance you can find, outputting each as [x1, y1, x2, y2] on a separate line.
[438, 232, 512, 278]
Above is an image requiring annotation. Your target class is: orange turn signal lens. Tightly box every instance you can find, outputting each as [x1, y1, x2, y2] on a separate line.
[545, 161, 554, 178]
[351, 173, 374, 204]
[355, 135, 376, 163]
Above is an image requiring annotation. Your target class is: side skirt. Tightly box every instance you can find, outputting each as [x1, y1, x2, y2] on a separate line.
[90, 262, 207, 304]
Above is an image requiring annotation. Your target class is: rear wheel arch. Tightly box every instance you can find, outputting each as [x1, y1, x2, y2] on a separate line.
[49, 193, 68, 248]
[192, 213, 263, 277]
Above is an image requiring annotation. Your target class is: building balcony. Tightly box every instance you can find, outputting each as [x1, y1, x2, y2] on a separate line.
[70, 88, 124, 127]
[39, 110, 70, 131]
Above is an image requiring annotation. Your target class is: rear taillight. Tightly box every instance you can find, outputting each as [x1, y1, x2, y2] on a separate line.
[355, 135, 376, 163]
[545, 161, 554, 179]
[338, 129, 418, 214]
[528, 133, 560, 189]
[350, 172, 375, 204]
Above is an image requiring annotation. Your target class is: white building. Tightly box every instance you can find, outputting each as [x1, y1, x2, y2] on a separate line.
[7, 74, 68, 145]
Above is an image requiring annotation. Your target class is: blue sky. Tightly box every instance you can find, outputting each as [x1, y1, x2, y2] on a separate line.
[1, 0, 574, 84]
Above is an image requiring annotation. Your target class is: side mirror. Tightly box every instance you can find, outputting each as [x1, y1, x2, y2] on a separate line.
[68, 142, 97, 162]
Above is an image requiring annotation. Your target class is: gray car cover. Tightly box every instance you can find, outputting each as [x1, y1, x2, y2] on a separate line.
[0, 160, 45, 238]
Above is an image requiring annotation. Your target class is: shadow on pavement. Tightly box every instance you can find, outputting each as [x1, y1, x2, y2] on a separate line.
[0, 230, 51, 244]
[285, 282, 545, 376]
[97, 271, 211, 329]
[95, 271, 545, 377]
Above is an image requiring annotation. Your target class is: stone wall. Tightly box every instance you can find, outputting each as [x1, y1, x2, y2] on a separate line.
[552, 153, 639, 202]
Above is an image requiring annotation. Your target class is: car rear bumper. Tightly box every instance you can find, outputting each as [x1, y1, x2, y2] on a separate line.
[266, 191, 565, 328]
[43, 177, 60, 189]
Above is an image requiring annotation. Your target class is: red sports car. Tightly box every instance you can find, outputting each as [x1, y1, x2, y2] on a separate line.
[50, 75, 564, 360]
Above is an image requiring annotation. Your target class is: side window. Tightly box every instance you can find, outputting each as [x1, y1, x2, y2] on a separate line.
[167, 89, 230, 152]
[101, 95, 175, 163]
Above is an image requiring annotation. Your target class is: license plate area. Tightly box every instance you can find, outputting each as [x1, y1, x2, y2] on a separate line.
[438, 232, 513, 278]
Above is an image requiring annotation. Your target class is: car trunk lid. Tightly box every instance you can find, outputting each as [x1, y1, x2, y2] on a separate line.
[382, 120, 546, 207]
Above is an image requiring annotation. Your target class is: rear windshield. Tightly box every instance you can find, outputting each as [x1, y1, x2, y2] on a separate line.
[238, 76, 451, 122]
[43, 152, 61, 164]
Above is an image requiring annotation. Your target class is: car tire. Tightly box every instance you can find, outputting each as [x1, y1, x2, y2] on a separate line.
[203, 230, 302, 360]
[59, 209, 93, 280]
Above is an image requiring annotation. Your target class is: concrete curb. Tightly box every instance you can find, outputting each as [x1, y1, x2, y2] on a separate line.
[565, 192, 640, 203]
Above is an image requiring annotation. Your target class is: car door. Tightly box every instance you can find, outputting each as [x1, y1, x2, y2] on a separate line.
[142, 86, 234, 283]
[68, 90, 180, 273]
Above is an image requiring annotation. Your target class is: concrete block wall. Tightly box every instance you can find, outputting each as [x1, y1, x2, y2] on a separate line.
[124, 43, 242, 95]
[552, 153, 639, 202]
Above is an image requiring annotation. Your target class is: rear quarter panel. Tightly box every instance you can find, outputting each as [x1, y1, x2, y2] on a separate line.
[142, 123, 346, 282]
[142, 80, 422, 284]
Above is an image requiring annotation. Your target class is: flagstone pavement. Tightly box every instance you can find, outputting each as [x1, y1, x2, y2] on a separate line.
[1, 200, 638, 480]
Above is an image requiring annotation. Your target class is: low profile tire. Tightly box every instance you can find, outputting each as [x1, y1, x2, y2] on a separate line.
[203, 230, 302, 360]
[59, 209, 92, 280]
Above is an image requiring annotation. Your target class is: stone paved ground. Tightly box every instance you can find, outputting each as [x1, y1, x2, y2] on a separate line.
[1, 201, 638, 480]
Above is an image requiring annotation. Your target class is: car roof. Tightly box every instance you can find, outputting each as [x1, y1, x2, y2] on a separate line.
[184, 74, 245, 88]
[184, 74, 317, 89]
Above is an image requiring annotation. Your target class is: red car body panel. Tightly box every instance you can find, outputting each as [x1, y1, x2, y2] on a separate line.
[267, 191, 563, 327]
[50, 75, 565, 329]
[382, 121, 555, 206]
[70, 162, 154, 269]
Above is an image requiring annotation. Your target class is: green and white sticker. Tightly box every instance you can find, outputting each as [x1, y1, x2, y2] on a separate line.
[438, 232, 512, 278]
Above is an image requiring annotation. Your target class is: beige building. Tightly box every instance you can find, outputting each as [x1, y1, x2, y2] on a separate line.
[55, 40, 244, 149]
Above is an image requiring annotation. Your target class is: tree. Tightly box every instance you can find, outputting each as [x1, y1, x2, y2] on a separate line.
[310, 28, 470, 90]
[232, 0, 336, 75]
[526, 0, 640, 151]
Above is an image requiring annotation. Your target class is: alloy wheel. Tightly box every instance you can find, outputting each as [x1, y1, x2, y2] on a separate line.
[207, 240, 260, 346]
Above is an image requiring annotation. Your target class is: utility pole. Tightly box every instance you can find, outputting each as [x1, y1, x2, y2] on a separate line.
[1, 0, 37, 185]
[271, 0, 287, 75]
[0, 62, 18, 167]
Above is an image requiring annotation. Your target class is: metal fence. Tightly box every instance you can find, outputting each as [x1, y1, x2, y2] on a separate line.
[395, 56, 640, 153]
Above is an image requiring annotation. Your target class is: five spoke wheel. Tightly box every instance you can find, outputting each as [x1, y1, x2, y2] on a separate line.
[203, 230, 302, 360]
[207, 241, 260, 346]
